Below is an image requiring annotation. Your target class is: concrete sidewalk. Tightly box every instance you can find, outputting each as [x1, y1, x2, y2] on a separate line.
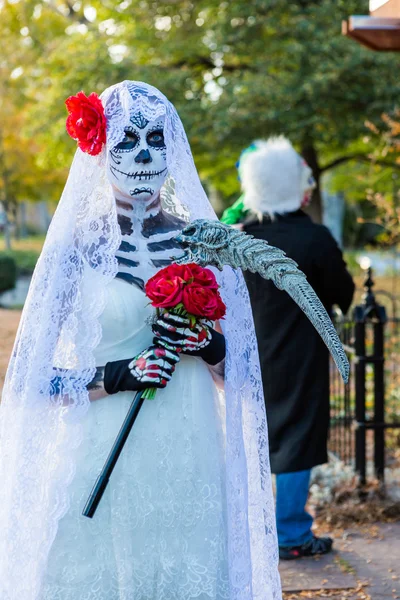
[280, 523, 400, 599]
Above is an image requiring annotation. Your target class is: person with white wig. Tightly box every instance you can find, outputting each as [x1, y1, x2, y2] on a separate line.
[222, 137, 355, 560]
[0, 82, 282, 600]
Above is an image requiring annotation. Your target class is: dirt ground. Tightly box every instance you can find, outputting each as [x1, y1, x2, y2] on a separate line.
[0, 308, 21, 391]
[282, 522, 400, 600]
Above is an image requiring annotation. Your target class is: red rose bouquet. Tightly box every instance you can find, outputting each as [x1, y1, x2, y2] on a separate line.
[145, 262, 226, 322]
[142, 263, 226, 399]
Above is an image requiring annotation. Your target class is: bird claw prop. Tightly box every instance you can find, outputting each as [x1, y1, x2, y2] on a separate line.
[174, 219, 350, 384]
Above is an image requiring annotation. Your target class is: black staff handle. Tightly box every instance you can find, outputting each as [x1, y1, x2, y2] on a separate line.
[82, 390, 145, 519]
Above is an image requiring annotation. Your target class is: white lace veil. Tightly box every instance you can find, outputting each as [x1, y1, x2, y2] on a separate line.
[0, 81, 281, 600]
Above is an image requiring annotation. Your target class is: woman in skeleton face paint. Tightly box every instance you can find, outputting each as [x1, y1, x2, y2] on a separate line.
[0, 82, 281, 600]
[108, 112, 187, 291]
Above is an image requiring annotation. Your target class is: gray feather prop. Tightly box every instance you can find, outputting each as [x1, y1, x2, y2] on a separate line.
[174, 219, 349, 383]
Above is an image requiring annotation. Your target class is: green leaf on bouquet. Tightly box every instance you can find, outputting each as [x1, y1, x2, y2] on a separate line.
[188, 313, 197, 328]
[170, 303, 185, 314]
[168, 305, 198, 328]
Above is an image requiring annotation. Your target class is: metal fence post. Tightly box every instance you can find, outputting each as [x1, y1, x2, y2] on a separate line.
[353, 267, 387, 485]
[353, 304, 367, 485]
[373, 317, 385, 480]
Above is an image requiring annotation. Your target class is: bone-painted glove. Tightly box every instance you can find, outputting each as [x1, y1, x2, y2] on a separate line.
[152, 312, 226, 366]
[104, 345, 180, 394]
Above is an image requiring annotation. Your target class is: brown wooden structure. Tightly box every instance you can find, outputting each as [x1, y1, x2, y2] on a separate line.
[343, 0, 400, 50]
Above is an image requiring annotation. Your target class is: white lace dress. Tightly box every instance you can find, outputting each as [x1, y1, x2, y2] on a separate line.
[39, 277, 229, 600]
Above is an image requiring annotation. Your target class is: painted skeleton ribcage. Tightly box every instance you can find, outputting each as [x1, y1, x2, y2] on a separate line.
[115, 209, 186, 290]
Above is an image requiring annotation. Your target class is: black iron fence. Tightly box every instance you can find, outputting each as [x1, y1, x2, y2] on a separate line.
[329, 268, 400, 483]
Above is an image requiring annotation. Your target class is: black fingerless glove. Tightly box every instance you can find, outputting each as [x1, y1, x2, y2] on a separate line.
[190, 328, 226, 366]
[104, 345, 180, 395]
[154, 329, 226, 366]
[104, 358, 143, 395]
[152, 312, 226, 366]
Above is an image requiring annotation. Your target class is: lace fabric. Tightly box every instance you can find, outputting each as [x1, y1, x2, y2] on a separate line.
[0, 81, 281, 600]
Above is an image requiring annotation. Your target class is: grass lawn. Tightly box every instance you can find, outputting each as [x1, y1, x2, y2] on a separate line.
[0, 235, 46, 253]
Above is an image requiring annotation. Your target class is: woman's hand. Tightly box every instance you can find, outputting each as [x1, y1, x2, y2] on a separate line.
[152, 312, 226, 366]
[103, 345, 180, 395]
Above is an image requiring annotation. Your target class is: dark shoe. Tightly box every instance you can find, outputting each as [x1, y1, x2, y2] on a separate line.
[279, 535, 333, 560]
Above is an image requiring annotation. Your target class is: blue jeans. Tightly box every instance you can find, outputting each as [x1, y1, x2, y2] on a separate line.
[276, 469, 313, 547]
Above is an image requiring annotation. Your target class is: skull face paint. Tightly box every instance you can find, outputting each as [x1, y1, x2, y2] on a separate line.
[111, 110, 186, 291]
[108, 112, 168, 202]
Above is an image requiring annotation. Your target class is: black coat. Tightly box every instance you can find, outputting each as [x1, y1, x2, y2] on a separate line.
[243, 211, 355, 474]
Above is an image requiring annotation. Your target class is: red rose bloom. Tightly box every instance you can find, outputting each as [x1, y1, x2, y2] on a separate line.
[145, 272, 184, 309]
[65, 91, 106, 156]
[182, 284, 220, 319]
[185, 264, 219, 290]
[156, 263, 186, 283]
[214, 295, 227, 320]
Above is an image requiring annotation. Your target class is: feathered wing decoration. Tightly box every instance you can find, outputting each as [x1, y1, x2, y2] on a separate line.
[0, 83, 281, 600]
[175, 219, 349, 383]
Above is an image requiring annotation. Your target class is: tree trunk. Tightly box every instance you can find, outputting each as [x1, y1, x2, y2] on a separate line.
[301, 142, 322, 223]
[305, 184, 322, 224]
[2, 197, 16, 250]
[3, 213, 11, 250]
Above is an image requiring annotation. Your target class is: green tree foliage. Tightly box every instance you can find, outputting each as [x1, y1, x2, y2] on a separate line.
[1, 0, 400, 221]
[357, 110, 400, 247]
[0, 2, 68, 246]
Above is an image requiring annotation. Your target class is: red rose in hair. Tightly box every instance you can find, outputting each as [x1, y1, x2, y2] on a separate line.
[183, 284, 222, 319]
[65, 91, 106, 156]
[145, 272, 184, 308]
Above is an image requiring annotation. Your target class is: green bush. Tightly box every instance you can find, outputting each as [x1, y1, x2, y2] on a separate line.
[0, 249, 40, 276]
[10, 250, 40, 274]
[0, 255, 17, 293]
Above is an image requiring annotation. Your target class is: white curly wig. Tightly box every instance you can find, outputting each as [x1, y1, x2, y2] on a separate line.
[239, 136, 315, 218]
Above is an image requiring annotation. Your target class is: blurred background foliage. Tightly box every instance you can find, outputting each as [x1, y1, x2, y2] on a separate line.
[1, 0, 400, 243]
